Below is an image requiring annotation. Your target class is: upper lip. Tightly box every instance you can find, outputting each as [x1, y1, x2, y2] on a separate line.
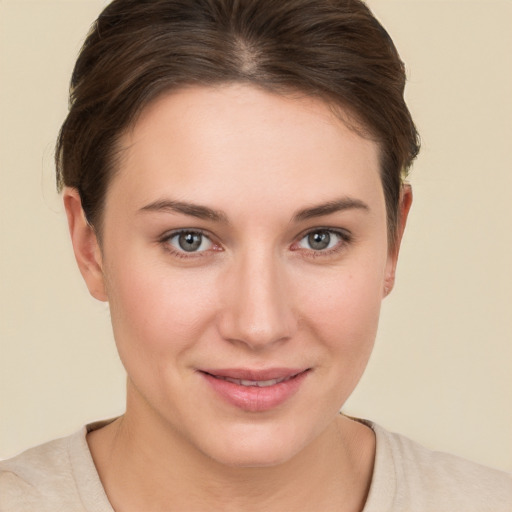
[199, 368, 309, 381]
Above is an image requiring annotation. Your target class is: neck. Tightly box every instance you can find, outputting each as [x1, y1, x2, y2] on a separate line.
[87, 391, 374, 512]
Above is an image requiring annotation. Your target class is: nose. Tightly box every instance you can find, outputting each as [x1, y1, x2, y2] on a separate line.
[217, 249, 297, 350]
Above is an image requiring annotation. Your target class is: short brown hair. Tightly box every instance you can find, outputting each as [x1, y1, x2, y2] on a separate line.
[56, 0, 420, 247]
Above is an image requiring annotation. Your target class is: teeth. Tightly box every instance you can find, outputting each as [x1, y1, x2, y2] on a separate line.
[218, 375, 293, 387]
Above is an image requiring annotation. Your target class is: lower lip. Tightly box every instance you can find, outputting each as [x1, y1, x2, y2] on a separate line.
[201, 371, 309, 413]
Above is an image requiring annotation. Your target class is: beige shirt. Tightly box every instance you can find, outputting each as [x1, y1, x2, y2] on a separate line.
[1, 419, 511, 511]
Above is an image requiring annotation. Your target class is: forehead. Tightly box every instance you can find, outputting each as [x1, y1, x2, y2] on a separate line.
[111, 84, 383, 215]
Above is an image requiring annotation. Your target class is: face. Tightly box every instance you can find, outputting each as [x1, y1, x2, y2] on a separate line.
[69, 84, 404, 467]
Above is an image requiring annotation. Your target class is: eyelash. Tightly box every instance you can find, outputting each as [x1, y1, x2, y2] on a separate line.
[293, 228, 352, 258]
[159, 228, 352, 260]
[159, 229, 218, 259]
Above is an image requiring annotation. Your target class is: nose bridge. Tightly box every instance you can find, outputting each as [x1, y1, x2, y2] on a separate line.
[218, 245, 295, 349]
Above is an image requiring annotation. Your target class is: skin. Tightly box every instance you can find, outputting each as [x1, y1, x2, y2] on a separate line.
[64, 84, 411, 511]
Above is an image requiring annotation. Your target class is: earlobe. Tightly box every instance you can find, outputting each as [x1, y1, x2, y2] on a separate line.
[383, 184, 413, 297]
[63, 187, 108, 302]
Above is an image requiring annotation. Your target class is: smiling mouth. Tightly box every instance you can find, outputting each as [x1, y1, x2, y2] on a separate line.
[200, 368, 310, 412]
[206, 373, 300, 388]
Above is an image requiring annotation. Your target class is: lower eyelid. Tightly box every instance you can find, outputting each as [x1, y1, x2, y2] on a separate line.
[159, 228, 350, 258]
[160, 230, 213, 253]
[292, 229, 352, 255]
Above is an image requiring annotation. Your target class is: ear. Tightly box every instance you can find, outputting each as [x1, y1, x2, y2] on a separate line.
[63, 187, 108, 302]
[383, 184, 413, 297]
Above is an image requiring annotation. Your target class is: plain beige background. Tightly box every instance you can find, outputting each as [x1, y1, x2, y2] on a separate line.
[1, 0, 511, 472]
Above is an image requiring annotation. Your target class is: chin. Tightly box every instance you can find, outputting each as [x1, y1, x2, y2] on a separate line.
[196, 418, 314, 469]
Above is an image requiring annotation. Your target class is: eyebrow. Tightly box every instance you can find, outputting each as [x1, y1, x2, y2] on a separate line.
[292, 197, 369, 222]
[139, 196, 369, 224]
[139, 200, 229, 223]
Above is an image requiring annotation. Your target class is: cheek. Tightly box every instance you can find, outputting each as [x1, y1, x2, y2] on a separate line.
[105, 254, 219, 362]
[294, 260, 385, 367]
[302, 263, 384, 327]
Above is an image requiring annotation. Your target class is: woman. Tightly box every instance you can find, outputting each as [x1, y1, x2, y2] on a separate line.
[1, 0, 510, 510]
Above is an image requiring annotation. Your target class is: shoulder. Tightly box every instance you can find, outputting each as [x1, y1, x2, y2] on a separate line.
[364, 420, 512, 512]
[0, 423, 112, 512]
[0, 432, 79, 511]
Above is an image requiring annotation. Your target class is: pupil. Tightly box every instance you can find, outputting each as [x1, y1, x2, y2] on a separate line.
[179, 232, 202, 252]
[308, 231, 330, 250]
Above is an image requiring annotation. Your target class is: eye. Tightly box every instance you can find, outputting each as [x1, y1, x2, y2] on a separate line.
[297, 229, 348, 252]
[166, 230, 213, 253]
